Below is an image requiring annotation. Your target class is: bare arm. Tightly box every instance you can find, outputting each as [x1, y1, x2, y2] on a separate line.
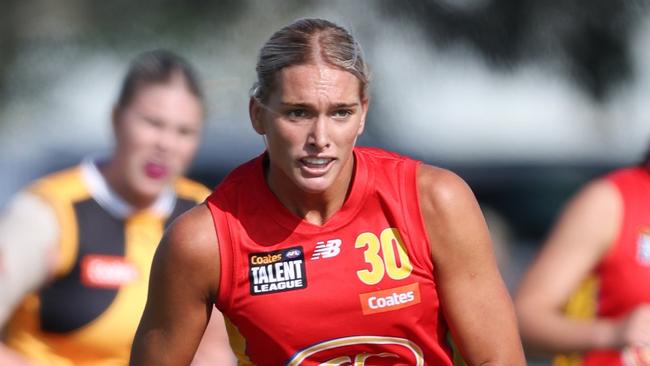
[515, 178, 650, 354]
[0, 192, 59, 366]
[130, 204, 221, 365]
[0, 192, 58, 326]
[191, 306, 236, 366]
[0, 346, 44, 366]
[418, 165, 525, 365]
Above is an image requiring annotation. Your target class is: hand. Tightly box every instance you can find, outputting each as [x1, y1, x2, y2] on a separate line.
[614, 305, 650, 349]
[622, 345, 650, 366]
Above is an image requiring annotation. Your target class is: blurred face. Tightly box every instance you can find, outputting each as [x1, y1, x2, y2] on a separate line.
[251, 63, 368, 196]
[112, 81, 203, 203]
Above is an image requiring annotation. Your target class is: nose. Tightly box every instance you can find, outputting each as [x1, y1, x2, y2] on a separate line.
[307, 115, 330, 151]
[155, 127, 176, 152]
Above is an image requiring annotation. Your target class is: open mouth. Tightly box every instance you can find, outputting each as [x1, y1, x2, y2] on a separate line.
[144, 162, 168, 180]
[300, 157, 334, 175]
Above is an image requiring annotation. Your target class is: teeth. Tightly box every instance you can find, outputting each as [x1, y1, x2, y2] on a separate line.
[303, 157, 330, 165]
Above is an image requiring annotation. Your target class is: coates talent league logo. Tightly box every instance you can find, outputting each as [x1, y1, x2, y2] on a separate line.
[249, 246, 307, 295]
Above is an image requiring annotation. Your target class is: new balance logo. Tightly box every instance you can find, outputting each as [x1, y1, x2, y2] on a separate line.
[311, 239, 342, 260]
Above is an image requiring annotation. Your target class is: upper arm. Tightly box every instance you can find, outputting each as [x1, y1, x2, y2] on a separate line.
[515, 179, 620, 318]
[418, 165, 524, 365]
[0, 191, 59, 327]
[130, 203, 220, 366]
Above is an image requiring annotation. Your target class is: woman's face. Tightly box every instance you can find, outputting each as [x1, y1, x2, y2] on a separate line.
[113, 81, 203, 203]
[251, 63, 368, 196]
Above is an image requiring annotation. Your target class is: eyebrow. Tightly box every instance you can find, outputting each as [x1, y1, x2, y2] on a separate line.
[139, 115, 163, 124]
[278, 102, 359, 109]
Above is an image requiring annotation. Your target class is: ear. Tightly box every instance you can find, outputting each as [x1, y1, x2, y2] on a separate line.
[356, 97, 369, 136]
[249, 98, 266, 135]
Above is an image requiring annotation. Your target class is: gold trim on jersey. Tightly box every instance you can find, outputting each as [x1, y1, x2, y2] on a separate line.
[28, 167, 87, 277]
[225, 316, 256, 366]
[174, 177, 211, 203]
[552, 275, 599, 366]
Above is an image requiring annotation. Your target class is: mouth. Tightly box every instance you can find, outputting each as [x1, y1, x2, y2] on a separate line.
[143, 162, 169, 180]
[299, 156, 335, 175]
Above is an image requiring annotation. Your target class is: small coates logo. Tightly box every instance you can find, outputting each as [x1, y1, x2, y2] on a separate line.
[80, 255, 139, 288]
[286, 336, 424, 366]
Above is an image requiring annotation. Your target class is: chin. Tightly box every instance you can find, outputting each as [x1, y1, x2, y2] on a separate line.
[141, 183, 167, 197]
[295, 177, 334, 195]
[131, 179, 167, 201]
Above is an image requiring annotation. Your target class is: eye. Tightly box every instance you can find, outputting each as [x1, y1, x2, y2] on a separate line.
[144, 117, 164, 129]
[286, 109, 311, 120]
[177, 126, 198, 137]
[332, 109, 353, 120]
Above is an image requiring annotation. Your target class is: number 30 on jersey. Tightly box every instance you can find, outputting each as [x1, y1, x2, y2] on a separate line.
[355, 228, 413, 285]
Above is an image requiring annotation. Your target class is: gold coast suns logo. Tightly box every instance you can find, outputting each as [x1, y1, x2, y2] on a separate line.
[286, 336, 424, 366]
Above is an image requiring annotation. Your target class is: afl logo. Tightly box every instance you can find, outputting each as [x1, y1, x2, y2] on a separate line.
[286, 249, 301, 259]
[286, 336, 424, 366]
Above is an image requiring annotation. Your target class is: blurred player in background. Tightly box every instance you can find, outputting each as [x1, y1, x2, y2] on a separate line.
[516, 151, 650, 366]
[130, 18, 525, 365]
[0, 49, 234, 365]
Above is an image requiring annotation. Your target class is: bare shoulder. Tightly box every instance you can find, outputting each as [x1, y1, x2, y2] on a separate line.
[537, 176, 621, 262]
[551, 176, 622, 248]
[416, 164, 490, 264]
[166, 202, 218, 250]
[416, 164, 477, 217]
[159, 203, 220, 296]
[569, 177, 621, 215]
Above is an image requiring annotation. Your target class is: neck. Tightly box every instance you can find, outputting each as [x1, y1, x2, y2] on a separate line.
[101, 157, 155, 211]
[266, 158, 355, 226]
[286, 187, 348, 226]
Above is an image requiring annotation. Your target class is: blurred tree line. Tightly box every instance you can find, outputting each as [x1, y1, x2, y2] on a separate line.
[0, 0, 647, 113]
[0, 0, 647, 242]
[384, 0, 648, 101]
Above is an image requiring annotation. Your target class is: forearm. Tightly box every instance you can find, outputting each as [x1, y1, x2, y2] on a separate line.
[443, 276, 525, 365]
[518, 308, 618, 355]
[130, 331, 191, 366]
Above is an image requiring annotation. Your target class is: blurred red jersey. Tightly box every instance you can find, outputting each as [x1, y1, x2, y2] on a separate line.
[584, 167, 650, 366]
[207, 147, 453, 366]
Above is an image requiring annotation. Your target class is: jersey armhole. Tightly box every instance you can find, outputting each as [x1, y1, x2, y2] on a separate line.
[27, 188, 79, 278]
[598, 175, 627, 267]
[207, 198, 235, 313]
[399, 160, 435, 275]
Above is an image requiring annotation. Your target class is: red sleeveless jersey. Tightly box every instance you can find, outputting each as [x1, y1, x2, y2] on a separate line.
[583, 167, 650, 366]
[207, 147, 452, 366]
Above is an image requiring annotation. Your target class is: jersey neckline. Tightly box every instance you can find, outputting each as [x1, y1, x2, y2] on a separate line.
[80, 157, 177, 219]
[252, 148, 374, 235]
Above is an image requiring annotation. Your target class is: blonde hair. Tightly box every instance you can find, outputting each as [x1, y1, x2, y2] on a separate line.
[251, 18, 370, 103]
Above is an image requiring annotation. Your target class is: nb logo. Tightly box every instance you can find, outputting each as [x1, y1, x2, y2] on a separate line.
[311, 239, 342, 260]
